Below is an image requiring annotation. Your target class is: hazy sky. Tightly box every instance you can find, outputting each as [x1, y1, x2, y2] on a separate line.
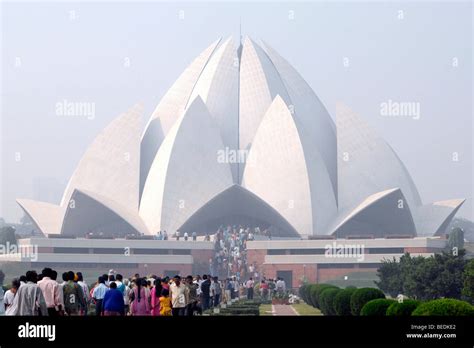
[1, 1, 472, 223]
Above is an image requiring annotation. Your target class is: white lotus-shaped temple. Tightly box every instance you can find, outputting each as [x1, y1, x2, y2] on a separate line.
[17, 37, 464, 238]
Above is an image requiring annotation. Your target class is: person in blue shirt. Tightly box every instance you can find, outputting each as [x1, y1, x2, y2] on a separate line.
[103, 282, 124, 316]
[92, 276, 108, 316]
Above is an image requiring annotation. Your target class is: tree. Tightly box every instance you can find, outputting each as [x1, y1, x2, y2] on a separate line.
[0, 226, 17, 245]
[429, 251, 466, 299]
[462, 259, 474, 303]
[19, 213, 33, 226]
[377, 251, 467, 301]
[375, 257, 403, 297]
[448, 227, 465, 251]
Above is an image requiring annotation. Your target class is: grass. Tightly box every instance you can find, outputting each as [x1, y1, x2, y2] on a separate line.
[259, 303, 274, 316]
[291, 302, 323, 316]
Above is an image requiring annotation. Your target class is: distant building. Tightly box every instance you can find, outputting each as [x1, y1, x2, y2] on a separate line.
[0, 237, 213, 278]
[246, 237, 447, 288]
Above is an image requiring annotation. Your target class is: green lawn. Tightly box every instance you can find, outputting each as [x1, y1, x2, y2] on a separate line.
[291, 302, 323, 316]
[259, 304, 274, 316]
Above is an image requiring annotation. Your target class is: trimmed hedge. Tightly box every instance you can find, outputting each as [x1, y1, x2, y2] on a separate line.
[360, 298, 395, 316]
[350, 288, 385, 316]
[386, 300, 420, 316]
[309, 284, 339, 309]
[299, 284, 310, 304]
[319, 287, 342, 315]
[219, 308, 259, 315]
[307, 284, 321, 307]
[412, 299, 474, 316]
[334, 287, 357, 316]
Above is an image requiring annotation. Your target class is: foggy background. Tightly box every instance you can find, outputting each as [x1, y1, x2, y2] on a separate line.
[0, 1, 472, 223]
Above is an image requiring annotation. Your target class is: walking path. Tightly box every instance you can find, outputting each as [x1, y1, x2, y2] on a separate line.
[271, 304, 299, 316]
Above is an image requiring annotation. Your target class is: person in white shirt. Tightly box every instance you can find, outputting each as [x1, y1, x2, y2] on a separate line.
[169, 276, 186, 316]
[76, 272, 90, 315]
[122, 279, 132, 315]
[231, 276, 239, 299]
[276, 278, 286, 293]
[4, 278, 20, 315]
[11, 270, 48, 316]
[92, 276, 108, 316]
[194, 275, 203, 298]
[245, 278, 255, 300]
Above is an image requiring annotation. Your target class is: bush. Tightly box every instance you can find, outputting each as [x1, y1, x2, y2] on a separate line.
[299, 284, 310, 303]
[334, 287, 357, 316]
[319, 288, 342, 315]
[220, 308, 259, 315]
[412, 299, 474, 316]
[350, 288, 385, 316]
[235, 299, 261, 306]
[360, 299, 395, 316]
[306, 284, 319, 307]
[386, 300, 420, 316]
[309, 284, 338, 309]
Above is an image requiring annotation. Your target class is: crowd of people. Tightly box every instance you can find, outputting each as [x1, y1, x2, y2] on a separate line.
[0, 226, 289, 317]
[0, 268, 287, 316]
[0, 267, 283, 316]
[211, 225, 269, 280]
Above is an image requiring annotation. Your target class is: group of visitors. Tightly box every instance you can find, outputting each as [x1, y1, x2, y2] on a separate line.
[212, 225, 267, 280]
[0, 268, 245, 316]
[0, 226, 290, 317]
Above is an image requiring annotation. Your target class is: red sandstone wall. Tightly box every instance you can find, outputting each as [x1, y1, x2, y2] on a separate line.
[191, 249, 214, 263]
[247, 249, 266, 268]
[404, 247, 431, 253]
[259, 263, 318, 288]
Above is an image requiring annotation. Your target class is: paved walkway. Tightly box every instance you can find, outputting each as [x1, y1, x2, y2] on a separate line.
[272, 304, 300, 316]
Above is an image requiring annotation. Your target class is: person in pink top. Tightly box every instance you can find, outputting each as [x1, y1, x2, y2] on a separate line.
[161, 277, 170, 291]
[150, 277, 163, 316]
[37, 268, 62, 316]
[130, 278, 150, 316]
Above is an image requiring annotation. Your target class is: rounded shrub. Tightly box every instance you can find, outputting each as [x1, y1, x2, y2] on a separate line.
[360, 298, 395, 316]
[350, 288, 385, 316]
[319, 287, 342, 315]
[386, 300, 420, 316]
[334, 287, 357, 316]
[310, 284, 338, 309]
[306, 284, 319, 307]
[299, 284, 310, 304]
[412, 299, 474, 316]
